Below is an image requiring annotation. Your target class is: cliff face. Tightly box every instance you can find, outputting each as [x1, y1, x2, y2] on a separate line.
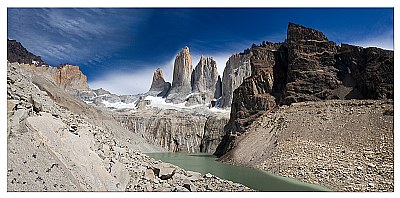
[282, 22, 342, 104]
[115, 109, 229, 153]
[214, 22, 394, 157]
[336, 44, 394, 99]
[191, 56, 219, 95]
[220, 51, 252, 108]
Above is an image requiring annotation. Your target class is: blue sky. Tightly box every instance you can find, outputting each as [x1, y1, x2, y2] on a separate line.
[7, 8, 394, 95]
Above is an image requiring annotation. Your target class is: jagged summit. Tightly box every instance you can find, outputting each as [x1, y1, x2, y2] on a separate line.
[287, 22, 328, 42]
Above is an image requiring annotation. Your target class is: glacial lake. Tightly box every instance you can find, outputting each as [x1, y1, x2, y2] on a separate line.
[146, 152, 331, 192]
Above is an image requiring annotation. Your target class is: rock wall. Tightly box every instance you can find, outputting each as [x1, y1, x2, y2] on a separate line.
[336, 44, 394, 99]
[220, 51, 252, 108]
[215, 42, 286, 156]
[115, 109, 229, 153]
[282, 22, 342, 104]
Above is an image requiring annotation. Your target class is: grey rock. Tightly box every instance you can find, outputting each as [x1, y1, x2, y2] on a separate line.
[220, 51, 252, 108]
[153, 164, 176, 180]
[191, 56, 219, 98]
[166, 46, 193, 103]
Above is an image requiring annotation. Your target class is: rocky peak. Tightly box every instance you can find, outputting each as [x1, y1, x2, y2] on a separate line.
[93, 88, 111, 96]
[150, 68, 166, 91]
[191, 56, 219, 94]
[47, 64, 90, 94]
[166, 46, 194, 103]
[149, 67, 171, 97]
[172, 46, 193, 88]
[7, 39, 47, 66]
[287, 22, 328, 42]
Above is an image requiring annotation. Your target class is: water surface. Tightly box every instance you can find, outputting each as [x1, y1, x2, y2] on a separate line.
[146, 152, 331, 192]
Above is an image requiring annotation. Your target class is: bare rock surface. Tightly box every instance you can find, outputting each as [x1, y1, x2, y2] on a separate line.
[215, 22, 394, 158]
[220, 51, 252, 108]
[191, 56, 220, 101]
[148, 68, 171, 97]
[115, 108, 229, 153]
[166, 46, 193, 103]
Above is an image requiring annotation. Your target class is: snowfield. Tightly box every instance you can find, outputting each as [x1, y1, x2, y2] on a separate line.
[102, 100, 137, 109]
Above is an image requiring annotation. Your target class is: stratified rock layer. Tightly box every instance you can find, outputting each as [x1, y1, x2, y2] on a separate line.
[336, 44, 394, 99]
[282, 22, 341, 104]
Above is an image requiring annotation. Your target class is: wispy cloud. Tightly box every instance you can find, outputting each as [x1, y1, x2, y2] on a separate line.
[7, 8, 148, 66]
[348, 30, 394, 50]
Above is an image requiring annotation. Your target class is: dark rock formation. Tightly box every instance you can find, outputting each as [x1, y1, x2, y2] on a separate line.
[214, 75, 222, 99]
[7, 39, 47, 66]
[215, 22, 394, 157]
[336, 44, 394, 99]
[215, 42, 287, 156]
[281, 22, 342, 104]
[149, 68, 171, 97]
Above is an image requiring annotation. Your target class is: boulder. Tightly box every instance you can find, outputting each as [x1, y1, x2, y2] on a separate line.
[152, 164, 176, 180]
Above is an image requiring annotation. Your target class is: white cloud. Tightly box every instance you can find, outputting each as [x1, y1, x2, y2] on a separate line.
[88, 58, 176, 95]
[348, 30, 393, 50]
[89, 68, 154, 95]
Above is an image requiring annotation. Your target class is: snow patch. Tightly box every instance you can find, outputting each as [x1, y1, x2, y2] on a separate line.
[102, 100, 137, 109]
[145, 96, 203, 110]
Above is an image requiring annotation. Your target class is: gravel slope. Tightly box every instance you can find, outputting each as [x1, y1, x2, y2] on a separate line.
[219, 100, 393, 192]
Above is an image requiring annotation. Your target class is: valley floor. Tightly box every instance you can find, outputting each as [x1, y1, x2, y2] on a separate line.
[219, 100, 394, 192]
